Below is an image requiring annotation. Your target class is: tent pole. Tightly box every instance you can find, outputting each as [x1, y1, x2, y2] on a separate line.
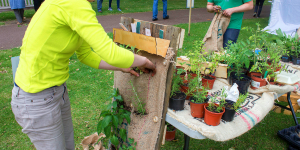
[188, 0, 192, 36]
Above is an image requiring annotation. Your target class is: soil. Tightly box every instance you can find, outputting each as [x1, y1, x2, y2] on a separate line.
[120, 101, 148, 116]
[206, 105, 224, 113]
[203, 75, 214, 80]
[167, 125, 176, 131]
[224, 103, 234, 109]
[171, 92, 186, 99]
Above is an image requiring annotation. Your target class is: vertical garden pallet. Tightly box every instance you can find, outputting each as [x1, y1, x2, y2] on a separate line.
[113, 17, 184, 150]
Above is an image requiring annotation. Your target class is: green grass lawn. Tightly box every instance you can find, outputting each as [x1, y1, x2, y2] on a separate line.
[0, 0, 271, 22]
[0, 17, 297, 150]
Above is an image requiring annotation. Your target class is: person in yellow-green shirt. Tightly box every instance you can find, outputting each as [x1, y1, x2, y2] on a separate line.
[10, 0, 156, 149]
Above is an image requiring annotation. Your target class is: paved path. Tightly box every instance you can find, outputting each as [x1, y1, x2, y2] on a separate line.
[0, 6, 271, 50]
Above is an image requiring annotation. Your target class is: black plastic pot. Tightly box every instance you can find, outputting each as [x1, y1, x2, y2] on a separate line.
[169, 92, 187, 110]
[281, 55, 290, 62]
[222, 100, 236, 122]
[232, 74, 251, 95]
[292, 56, 300, 65]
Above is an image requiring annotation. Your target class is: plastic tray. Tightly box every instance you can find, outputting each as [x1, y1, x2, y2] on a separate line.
[275, 71, 300, 85]
[277, 125, 300, 149]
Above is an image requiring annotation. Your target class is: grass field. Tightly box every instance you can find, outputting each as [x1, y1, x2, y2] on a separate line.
[1, 17, 298, 150]
[0, 0, 271, 22]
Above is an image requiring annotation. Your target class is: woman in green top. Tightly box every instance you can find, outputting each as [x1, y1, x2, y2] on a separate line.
[207, 0, 253, 48]
[11, 0, 156, 149]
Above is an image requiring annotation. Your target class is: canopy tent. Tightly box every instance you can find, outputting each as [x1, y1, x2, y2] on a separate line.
[264, 0, 300, 37]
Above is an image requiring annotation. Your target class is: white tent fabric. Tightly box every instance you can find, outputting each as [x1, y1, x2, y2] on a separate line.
[264, 0, 300, 37]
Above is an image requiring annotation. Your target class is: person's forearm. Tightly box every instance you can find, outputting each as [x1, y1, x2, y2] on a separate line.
[231, 1, 253, 13]
[98, 60, 122, 70]
[98, 54, 147, 70]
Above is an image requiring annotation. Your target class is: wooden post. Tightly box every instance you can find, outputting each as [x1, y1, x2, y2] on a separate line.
[188, 0, 192, 36]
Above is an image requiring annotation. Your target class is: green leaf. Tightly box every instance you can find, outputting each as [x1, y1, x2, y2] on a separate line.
[112, 115, 119, 128]
[124, 114, 131, 124]
[120, 128, 127, 141]
[112, 101, 117, 108]
[111, 135, 119, 147]
[102, 115, 112, 129]
[97, 121, 103, 133]
[115, 95, 122, 101]
[104, 125, 111, 139]
[106, 103, 113, 110]
[100, 111, 109, 118]
[244, 57, 250, 69]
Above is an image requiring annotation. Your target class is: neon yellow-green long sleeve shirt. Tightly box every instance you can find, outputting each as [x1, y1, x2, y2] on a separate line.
[15, 0, 134, 93]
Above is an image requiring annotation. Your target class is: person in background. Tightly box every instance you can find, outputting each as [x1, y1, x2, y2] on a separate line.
[10, 0, 26, 24]
[253, 0, 265, 18]
[207, 0, 253, 48]
[108, 0, 121, 11]
[97, 0, 103, 13]
[33, 0, 45, 11]
[152, 0, 169, 21]
[11, 0, 156, 149]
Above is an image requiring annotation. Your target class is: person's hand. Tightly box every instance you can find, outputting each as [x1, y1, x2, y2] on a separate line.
[223, 8, 234, 17]
[120, 68, 140, 77]
[213, 5, 221, 13]
[138, 58, 156, 77]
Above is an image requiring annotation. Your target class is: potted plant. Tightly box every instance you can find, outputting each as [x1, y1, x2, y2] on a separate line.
[222, 92, 248, 122]
[290, 33, 300, 65]
[169, 72, 186, 110]
[204, 91, 226, 126]
[165, 122, 176, 141]
[225, 41, 252, 94]
[201, 53, 218, 90]
[188, 73, 209, 118]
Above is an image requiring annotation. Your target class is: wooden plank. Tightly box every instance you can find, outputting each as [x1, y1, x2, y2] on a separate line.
[164, 26, 182, 51]
[178, 29, 185, 49]
[152, 23, 164, 38]
[113, 28, 170, 57]
[140, 21, 151, 35]
[120, 17, 134, 32]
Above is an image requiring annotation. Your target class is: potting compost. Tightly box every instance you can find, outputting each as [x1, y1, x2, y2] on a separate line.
[168, 62, 300, 141]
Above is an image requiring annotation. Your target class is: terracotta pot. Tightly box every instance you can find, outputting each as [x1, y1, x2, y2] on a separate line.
[179, 85, 192, 100]
[165, 128, 176, 141]
[250, 72, 267, 90]
[202, 75, 216, 90]
[189, 97, 208, 118]
[204, 104, 225, 126]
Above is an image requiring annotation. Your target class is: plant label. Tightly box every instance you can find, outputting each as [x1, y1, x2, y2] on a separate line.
[251, 80, 260, 88]
[131, 23, 136, 33]
[145, 28, 151, 36]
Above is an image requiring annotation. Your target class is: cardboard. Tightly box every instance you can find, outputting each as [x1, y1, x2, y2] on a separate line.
[113, 28, 170, 58]
[176, 58, 228, 78]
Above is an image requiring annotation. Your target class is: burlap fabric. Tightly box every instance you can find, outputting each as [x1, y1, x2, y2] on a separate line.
[203, 13, 231, 53]
[168, 71, 300, 141]
[114, 49, 174, 149]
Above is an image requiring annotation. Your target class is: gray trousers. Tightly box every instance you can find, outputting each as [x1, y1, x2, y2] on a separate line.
[13, 9, 24, 23]
[11, 83, 75, 150]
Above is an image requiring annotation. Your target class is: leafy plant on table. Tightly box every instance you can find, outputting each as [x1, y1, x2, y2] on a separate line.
[225, 41, 252, 81]
[187, 40, 206, 73]
[206, 87, 227, 113]
[129, 80, 146, 115]
[97, 88, 132, 148]
[289, 33, 300, 57]
[233, 92, 248, 111]
[170, 72, 184, 97]
[203, 52, 219, 76]
[188, 70, 209, 103]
